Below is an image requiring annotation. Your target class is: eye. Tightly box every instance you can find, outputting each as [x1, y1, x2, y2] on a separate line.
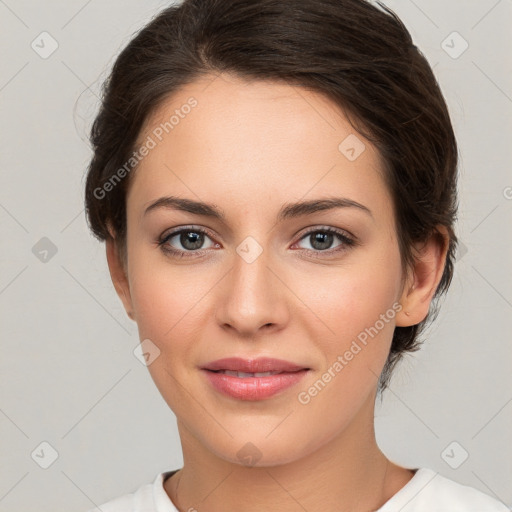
[293, 227, 356, 256]
[157, 225, 357, 259]
[157, 226, 218, 258]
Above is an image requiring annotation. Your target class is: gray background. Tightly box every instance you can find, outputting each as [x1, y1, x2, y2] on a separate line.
[1, 0, 511, 510]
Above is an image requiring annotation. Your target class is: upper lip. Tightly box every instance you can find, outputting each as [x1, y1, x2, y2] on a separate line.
[201, 357, 309, 373]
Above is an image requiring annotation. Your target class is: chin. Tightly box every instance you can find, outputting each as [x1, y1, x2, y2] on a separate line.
[199, 427, 327, 469]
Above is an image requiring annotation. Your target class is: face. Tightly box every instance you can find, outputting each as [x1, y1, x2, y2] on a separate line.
[108, 72, 439, 467]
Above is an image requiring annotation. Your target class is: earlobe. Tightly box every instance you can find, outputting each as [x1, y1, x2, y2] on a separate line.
[395, 227, 449, 327]
[105, 236, 135, 322]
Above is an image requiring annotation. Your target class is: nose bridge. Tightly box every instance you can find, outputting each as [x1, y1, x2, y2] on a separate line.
[234, 236, 270, 295]
[216, 235, 287, 335]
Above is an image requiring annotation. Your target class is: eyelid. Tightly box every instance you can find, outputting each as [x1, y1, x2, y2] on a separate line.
[160, 224, 218, 242]
[295, 225, 356, 243]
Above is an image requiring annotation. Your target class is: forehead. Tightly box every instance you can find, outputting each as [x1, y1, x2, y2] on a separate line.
[128, 72, 390, 219]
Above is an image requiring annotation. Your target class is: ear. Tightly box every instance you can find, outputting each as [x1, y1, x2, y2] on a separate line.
[105, 229, 136, 322]
[395, 226, 450, 327]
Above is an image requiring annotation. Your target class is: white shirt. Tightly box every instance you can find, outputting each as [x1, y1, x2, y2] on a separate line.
[86, 467, 510, 511]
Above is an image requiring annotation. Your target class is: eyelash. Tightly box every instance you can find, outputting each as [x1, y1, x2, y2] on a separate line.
[157, 225, 357, 260]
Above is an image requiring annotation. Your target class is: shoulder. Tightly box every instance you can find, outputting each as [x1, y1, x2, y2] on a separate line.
[378, 467, 510, 512]
[84, 470, 179, 512]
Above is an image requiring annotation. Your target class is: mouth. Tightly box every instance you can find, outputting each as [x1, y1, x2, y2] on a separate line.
[200, 357, 311, 400]
[207, 369, 298, 378]
[201, 356, 310, 373]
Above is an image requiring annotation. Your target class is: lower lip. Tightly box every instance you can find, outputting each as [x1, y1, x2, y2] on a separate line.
[202, 369, 309, 400]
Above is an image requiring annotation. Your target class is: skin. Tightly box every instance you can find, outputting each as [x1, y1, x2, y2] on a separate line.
[106, 72, 449, 512]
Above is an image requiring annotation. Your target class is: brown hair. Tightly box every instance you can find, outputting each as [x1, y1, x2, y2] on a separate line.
[84, 0, 459, 391]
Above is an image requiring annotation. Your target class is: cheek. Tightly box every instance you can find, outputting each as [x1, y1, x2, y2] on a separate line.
[296, 247, 402, 340]
[291, 244, 403, 390]
[129, 261, 208, 342]
[127, 258, 213, 409]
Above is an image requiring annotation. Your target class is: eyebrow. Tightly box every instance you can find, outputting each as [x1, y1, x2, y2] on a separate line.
[143, 195, 373, 221]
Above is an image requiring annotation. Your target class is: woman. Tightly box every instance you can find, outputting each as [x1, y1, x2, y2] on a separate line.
[84, 0, 508, 510]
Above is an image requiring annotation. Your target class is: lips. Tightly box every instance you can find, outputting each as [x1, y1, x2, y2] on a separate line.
[201, 357, 310, 400]
[201, 357, 309, 374]
[214, 370, 282, 378]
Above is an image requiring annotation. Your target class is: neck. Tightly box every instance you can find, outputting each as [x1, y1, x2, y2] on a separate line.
[165, 391, 414, 512]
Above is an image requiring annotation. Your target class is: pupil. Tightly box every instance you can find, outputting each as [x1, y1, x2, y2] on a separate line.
[181, 231, 203, 250]
[311, 232, 333, 250]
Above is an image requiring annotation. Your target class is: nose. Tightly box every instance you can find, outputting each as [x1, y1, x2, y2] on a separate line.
[214, 243, 290, 338]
